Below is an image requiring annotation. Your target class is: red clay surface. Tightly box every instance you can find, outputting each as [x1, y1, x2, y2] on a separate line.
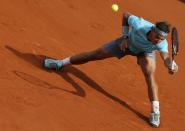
[0, 0, 185, 130]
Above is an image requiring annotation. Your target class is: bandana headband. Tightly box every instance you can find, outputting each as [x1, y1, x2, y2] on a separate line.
[153, 26, 168, 37]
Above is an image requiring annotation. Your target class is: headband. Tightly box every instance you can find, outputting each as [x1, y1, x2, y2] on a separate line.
[153, 26, 168, 37]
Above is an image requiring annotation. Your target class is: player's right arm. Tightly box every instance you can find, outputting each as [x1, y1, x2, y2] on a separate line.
[122, 12, 132, 26]
[122, 12, 132, 37]
[120, 12, 132, 51]
[122, 12, 142, 37]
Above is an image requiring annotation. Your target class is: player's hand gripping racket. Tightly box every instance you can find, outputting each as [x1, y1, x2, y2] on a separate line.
[169, 27, 179, 74]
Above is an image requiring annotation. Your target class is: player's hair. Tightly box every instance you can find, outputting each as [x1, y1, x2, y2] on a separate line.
[155, 21, 171, 33]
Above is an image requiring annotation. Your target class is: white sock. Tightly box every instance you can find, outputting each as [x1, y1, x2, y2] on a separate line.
[58, 57, 71, 66]
[152, 101, 160, 113]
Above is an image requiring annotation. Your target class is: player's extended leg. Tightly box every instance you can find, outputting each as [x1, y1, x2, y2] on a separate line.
[137, 55, 160, 127]
[44, 37, 128, 70]
[44, 47, 115, 70]
[138, 56, 158, 102]
[70, 47, 114, 64]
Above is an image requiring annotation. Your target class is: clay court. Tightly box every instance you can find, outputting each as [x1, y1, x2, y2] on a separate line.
[0, 0, 185, 130]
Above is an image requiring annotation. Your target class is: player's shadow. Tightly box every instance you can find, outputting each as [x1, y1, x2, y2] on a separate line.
[5, 45, 148, 123]
[179, 0, 185, 3]
[5, 45, 85, 97]
[12, 70, 86, 97]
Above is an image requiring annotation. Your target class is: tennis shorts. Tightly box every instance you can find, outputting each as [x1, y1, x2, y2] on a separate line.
[102, 37, 156, 60]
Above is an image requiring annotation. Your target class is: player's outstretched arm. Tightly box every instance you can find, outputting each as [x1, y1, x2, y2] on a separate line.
[160, 52, 178, 73]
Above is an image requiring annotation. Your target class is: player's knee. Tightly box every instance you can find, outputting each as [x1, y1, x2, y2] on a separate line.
[141, 59, 156, 77]
[148, 59, 156, 72]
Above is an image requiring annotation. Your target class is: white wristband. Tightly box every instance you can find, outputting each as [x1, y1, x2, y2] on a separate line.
[122, 26, 129, 36]
[171, 60, 177, 70]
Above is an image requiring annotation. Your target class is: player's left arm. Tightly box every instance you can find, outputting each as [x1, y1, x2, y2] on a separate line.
[160, 52, 171, 68]
[160, 52, 178, 73]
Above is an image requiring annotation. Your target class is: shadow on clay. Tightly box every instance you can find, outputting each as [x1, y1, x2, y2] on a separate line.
[5, 45, 149, 124]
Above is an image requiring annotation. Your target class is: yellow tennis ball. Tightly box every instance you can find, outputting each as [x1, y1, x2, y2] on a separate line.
[111, 4, 119, 12]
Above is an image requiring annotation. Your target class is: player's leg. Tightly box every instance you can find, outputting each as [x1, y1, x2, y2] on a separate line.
[43, 47, 114, 70]
[43, 37, 126, 70]
[137, 52, 160, 127]
[138, 56, 158, 102]
[70, 47, 114, 64]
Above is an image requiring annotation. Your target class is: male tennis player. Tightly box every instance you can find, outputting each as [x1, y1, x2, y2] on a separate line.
[43, 12, 178, 127]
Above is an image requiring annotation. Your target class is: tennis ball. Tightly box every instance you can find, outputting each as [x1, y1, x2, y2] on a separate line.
[111, 4, 119, 12]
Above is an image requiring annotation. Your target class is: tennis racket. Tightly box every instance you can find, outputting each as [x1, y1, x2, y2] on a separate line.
[170, 27, 179, 73]
[171, 27, 179, 61]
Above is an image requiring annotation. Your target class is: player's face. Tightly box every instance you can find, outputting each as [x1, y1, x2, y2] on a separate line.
[150, 29, 166, 45]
